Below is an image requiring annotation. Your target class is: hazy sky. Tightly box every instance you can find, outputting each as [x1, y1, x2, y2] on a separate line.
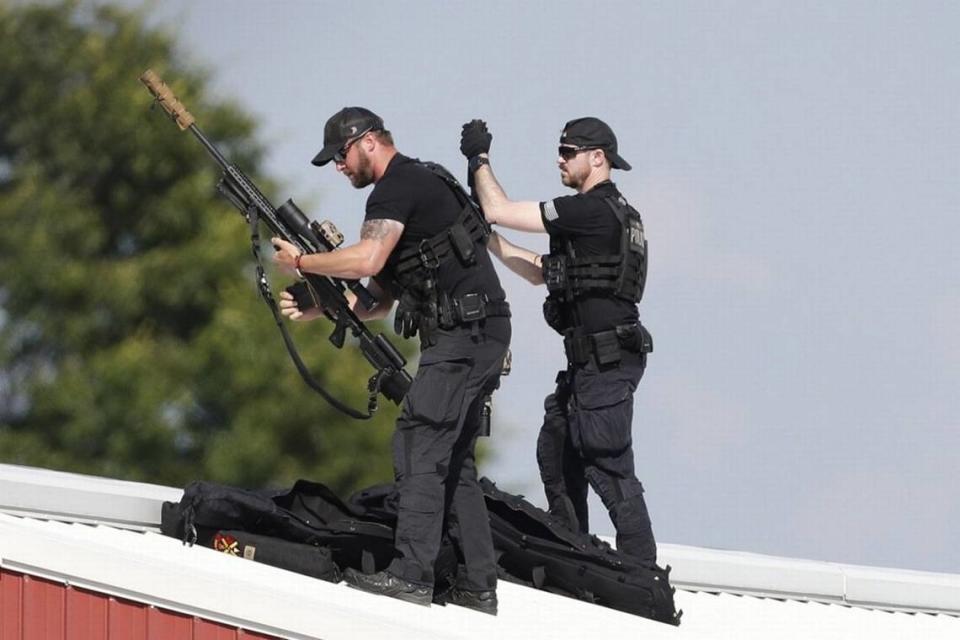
[126, 0, 959, 573]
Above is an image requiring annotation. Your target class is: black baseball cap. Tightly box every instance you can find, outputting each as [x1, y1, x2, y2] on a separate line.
[311, 106, 384, 166]
[559, 117, 632, 171]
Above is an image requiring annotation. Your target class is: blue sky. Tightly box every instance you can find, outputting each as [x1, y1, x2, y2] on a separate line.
[129, 0, 959, 573]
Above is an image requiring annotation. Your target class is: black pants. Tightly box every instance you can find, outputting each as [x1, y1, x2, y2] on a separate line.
[536, 350, 657, 566]
[387, 318, 510, 590]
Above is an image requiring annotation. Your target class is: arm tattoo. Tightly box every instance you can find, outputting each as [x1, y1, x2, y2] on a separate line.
[361, 218, 393, 241]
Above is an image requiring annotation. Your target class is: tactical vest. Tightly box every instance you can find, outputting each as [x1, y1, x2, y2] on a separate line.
[382, 161, 507, 343]
[542, 195, 647, 332]
[387, 161, 492, 285]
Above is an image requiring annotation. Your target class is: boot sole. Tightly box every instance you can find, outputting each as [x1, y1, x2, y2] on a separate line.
[344, 578, 432, 607]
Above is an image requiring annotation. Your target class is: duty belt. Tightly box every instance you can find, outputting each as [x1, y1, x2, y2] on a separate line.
[563, 323, 653, 366]
[438, 292, 511, 329]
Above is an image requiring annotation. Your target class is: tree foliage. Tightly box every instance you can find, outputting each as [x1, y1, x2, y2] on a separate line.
[0, 1, 404, 492]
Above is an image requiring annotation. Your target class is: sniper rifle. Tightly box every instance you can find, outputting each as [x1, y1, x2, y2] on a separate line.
[139, 69, 411, 419]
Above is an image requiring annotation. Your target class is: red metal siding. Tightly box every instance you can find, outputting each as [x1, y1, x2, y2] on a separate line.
[0, 569, 278, 640]
[1, 569, 22, 639]
[65, 587, 108, 638]
[21, 572, 64, 640]
[105, 598, 146, 638]
[145, 607, 193, 639]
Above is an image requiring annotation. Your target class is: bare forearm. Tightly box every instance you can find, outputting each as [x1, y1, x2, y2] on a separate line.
[488, 231, 545, 286]
[473, 156, 545, 233]
[293, 219, 401, 280]
[298, 245, 380, 280]
[473, 156, 510, 220]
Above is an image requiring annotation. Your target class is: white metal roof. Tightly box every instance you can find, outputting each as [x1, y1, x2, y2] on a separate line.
[0, 461, 181, 529]
[660, 542, 960, 615]
[2, 463, 959, 640]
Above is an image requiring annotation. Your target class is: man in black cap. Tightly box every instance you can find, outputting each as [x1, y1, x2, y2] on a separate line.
[459, 117, 657, 567]
[273, 107, 510, 613]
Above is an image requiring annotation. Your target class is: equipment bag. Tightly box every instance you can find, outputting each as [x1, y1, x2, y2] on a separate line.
[160, 477, 679, 625]
[160, 479, 457, 593]
[210, 529, 341, 583]
[480, 477, 679, 625]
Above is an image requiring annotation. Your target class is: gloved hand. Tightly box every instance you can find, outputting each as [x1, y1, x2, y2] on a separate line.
[394, 289, 425, 339]
[460, 119, 492, 159]
[395, 308, 419, 340]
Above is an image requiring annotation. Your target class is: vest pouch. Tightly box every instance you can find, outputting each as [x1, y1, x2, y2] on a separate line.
[447, 220, 476, 265]
[563, 334, 593, 365]
[456, 292, 486, 322]
[542, 298, 566, 334]
[542, 254, 568, 294]
[615, 323, 654, 354]
[640, 324, 653, 353]
[592, 330, 622, 366]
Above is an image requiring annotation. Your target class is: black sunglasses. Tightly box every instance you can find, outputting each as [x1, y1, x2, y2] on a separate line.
[334, 128, 374, 163]
[558, 145, 600, 161]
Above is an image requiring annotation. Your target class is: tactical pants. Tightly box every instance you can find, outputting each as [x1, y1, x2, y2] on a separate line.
[387, 319, 510, 590]
[536, 350, 657, 566]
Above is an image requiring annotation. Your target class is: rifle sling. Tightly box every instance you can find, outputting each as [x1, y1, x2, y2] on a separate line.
[247, 204, 382, 420]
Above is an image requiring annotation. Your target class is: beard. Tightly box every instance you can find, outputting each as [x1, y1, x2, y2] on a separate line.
[347, 147, 375, 188]
[560, 164, 587, 190]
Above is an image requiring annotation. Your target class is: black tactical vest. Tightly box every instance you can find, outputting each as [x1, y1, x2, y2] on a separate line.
[542, 195, 647, 321]
[382, 161, 491, 292]
[380, 162, 500, 343]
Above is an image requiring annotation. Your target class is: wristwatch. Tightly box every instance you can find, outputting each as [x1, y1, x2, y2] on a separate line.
[468, 155, 490, 173]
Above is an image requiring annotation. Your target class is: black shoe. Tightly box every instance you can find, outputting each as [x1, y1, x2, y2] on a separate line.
[444, 587, 498, 615]
[343, 568, 433, 606]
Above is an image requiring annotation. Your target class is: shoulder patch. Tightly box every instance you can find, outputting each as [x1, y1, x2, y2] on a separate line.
[543, 199, 559, 221]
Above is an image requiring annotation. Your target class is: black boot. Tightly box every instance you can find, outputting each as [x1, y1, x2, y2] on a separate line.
[444, 587, 498, 615]
[343, 568, 433, 606]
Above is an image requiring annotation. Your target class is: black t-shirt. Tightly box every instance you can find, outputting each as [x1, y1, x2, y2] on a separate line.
[540, 180, 639, 334]
[365, 154, 505, 303]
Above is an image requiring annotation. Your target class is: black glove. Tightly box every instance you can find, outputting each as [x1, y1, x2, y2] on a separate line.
[394, 289, 430, 339]
[394, 292, 420, 339]
[395, 311, 418, 339]
[460, 119, 492, 159]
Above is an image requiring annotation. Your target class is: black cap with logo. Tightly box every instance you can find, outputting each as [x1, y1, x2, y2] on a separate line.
[559, 117, 632, 171]
[311, 107, 385, 167]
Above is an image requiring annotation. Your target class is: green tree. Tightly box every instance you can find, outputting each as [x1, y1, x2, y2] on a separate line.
[0, 1, 405, 492]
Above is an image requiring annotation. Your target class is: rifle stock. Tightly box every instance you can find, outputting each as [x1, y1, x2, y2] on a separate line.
[140, 69, 412, 413]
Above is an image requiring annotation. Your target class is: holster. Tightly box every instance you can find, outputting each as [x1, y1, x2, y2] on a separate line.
[542, 298, 567, 335]
[615, 322, 654, 354]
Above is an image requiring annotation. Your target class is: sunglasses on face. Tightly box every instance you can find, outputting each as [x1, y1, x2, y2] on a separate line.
[558, 145, 599, 161]
[334, 129, 373, 163]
